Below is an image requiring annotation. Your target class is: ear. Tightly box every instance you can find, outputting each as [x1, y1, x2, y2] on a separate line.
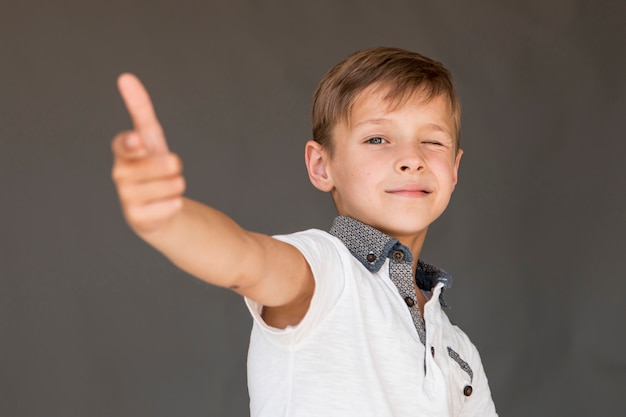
[305, 140, 334, 192]
[452, 148, 463, 187]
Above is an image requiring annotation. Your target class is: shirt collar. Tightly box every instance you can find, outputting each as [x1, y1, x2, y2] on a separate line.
[328, 216, 453, 293]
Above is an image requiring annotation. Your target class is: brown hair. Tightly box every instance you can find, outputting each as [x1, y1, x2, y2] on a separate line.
[312, 47, 461, 155]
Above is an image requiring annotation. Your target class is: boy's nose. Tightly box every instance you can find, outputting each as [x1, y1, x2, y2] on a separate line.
[396, 146, 425, 172]
[399, 161, 424, 172]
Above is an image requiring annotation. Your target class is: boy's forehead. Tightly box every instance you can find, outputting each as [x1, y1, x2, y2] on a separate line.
[346, 85, 453, 127]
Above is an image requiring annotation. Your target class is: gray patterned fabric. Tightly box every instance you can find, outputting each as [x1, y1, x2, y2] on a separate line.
[447, 347, 474, 381]
[329, 216, 453, 345]
[388, 251, 427, 344]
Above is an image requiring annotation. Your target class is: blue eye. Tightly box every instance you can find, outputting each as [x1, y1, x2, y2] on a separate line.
[366, 137, 386, 144]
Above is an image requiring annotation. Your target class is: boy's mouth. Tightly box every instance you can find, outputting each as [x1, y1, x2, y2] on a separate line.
[386, 185, 432, 197]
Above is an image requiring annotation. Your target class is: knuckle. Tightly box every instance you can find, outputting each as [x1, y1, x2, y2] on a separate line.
[178, 176, 187, 194]
[124, 206, 142, 225]
[126, 206, 153, 230]
[147, 155, 178, 177]
[166, 154, 183, 174]
[173, 176, 186, 194]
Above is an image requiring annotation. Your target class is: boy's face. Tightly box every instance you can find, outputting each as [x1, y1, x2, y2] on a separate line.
[308, 87, 462, 244]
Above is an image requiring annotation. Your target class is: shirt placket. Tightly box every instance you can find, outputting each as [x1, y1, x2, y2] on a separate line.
[387, 245, 426, 345]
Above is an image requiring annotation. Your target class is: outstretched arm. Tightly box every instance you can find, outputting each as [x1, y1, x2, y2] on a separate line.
[111, 74, 314, 320]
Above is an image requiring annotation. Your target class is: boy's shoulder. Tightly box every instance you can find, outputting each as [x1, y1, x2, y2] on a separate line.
[275, 217, 452, 292]
[272, 225, 349, 267]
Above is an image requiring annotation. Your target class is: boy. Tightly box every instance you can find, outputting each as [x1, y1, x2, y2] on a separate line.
[111, 47, 498, 416]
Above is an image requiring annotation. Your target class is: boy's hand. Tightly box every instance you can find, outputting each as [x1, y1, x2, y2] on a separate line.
[112, 73, 186, 234]
[109, 75, 313, 322]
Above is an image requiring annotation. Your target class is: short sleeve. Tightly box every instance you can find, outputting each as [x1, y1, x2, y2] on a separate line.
[244, 229, 347, 345]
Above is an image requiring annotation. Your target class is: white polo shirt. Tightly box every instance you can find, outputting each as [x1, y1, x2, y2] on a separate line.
[245, 217, 497, 417]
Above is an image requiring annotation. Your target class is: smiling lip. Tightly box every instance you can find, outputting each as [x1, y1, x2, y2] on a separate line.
[386, 185, 432, 197]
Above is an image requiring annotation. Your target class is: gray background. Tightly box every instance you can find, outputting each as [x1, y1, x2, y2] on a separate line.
[1, 0, 625, 416]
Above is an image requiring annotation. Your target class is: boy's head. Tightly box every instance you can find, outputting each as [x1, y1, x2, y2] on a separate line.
[312, 47, 461, 156]
[306, 47, 463, 242]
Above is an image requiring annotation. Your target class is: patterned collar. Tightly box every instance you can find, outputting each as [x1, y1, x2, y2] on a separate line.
[329, 216, 453, 299]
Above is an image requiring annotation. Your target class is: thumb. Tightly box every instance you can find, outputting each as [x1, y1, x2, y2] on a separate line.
[111, 131, 150, 161]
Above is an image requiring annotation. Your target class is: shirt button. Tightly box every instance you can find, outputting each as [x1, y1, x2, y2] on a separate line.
[366, 253, 377, 263]
[393, 251, 404, 260]
[404, 297, 415, 307]
[463, 385, 473, 397]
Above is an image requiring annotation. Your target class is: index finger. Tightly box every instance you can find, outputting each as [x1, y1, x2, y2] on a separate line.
[117, 73, 169, 154]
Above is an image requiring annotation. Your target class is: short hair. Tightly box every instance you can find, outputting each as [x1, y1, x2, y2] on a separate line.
[312, 47, 461, 155]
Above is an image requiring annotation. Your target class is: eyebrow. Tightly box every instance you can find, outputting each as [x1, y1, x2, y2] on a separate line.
[352, 117, 390, 128]
[353, 118, 452, 136]
[421, 123, 453, 136]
